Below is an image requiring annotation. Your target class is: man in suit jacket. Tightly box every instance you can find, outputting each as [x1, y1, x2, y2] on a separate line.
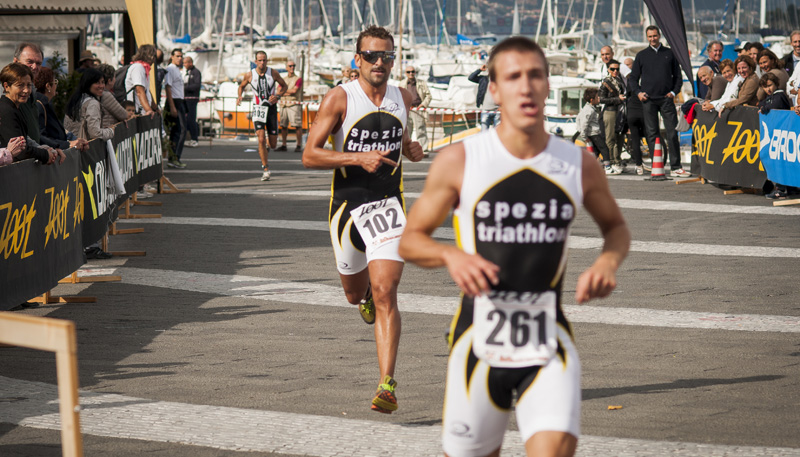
[782, 31, 800, 76]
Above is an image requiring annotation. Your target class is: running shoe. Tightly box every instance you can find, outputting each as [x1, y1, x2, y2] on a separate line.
[167, 159, 180, 168]
[635, 165, 644, 176]
[275, 145, 288, 151]
[175, 160, 187, 169]
[359, 284, 375, 325]
[371, 375, 398, 413]
[670, 168, 692, 178]
[261, 168, 271, 181]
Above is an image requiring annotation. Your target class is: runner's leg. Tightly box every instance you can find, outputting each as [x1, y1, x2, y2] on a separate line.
[256, 129, 268, 168]
[524, 432, 577, 457]
[367, 259, 403, 379]
[338, 270, 370, 305]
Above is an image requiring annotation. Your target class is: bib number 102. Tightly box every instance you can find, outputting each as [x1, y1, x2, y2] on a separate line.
[486, 309, 547, 347]
[361, 208, 402, 238]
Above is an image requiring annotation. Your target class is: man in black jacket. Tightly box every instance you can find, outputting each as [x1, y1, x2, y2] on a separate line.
[629, 25, 691, 178]
[783, 31, 800, 97]
[468, 64, 499, 129]
[183, 56, 202, 147]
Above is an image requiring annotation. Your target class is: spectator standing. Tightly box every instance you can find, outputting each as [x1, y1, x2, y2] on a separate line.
[164, 48, 187, 168]
[599, 45, 614, 75]
[154, 48, 166, 110]
[276, 60, 305, 152]
[399, 65, 431, 151]
[0, 63, 60, 165]
[76, 50, 98, 74]
[183, 56, 201, 147]
[696, 41, 723, 99]
[576, 88, 610, 164]
[33, 67, 88, 151]
[782, 31, 800, 77]
[625, 58, 647, 176]
[744, 42, 765, 78]
[757, 49, 789, 101]
[599, 59, 626, 174]
[64, 68, 115, 141]
[629, 25, 691, 178]
[125, 44, 159, 115]
[96, 64, 131, 128]
[12, 43, 44, 144]
[468, 64, 499, 129]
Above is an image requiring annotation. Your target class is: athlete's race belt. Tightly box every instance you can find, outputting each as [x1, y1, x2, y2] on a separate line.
[350, 197, 406, 250]
[472, 291, 557, 368]
[252, 104, 269, 123]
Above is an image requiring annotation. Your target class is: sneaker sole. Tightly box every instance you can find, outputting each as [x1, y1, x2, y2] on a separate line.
[370, 403, 395, 414]
[371, 394, 398, 413]
[359, 304, 375, 325]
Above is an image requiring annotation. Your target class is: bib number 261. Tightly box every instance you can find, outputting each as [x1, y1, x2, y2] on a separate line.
[472, 292, 557, 368]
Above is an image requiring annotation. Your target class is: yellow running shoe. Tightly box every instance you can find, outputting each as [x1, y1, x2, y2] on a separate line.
[371, 375, 398, 413]
[359, 284, 375, 325]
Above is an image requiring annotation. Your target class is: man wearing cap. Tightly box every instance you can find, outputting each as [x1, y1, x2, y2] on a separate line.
[76, 50, 98, 74]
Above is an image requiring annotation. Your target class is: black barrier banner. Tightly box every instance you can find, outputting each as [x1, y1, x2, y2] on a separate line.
[135, 115, 163, 185]
[0, 153, 86, 310]
[691, 106, 767, 189]
[113, 119, 139, 198]
[81, 138, 121, 247]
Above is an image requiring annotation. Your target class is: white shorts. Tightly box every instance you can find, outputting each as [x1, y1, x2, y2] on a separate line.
[442, 325, 581, 457]
[329, 198, 404, 275]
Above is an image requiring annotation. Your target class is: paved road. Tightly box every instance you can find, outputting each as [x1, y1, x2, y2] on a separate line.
[2, 139, 799, 456]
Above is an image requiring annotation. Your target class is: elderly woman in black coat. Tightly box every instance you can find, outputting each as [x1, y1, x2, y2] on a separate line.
[33, 66, 88, 151]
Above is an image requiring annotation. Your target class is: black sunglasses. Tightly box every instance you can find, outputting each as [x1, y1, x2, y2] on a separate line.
[359, 50, 396, 64]
[406, 71, 415, 74]
[609, 67, 620, 71]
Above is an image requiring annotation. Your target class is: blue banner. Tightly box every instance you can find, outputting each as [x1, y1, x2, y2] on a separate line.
[759, 110, 800, 187]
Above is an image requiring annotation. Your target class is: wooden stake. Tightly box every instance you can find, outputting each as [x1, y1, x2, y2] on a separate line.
[0, 312, 84, 457]
[158, 176, 190, 194]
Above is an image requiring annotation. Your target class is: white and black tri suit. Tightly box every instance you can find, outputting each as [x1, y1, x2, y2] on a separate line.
[328, 80, 408, 275]
[442, 130, 584, 456]
[249, 67, 278, 135]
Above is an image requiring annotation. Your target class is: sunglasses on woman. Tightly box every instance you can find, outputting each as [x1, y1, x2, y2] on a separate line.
[358, 50, 396, 64]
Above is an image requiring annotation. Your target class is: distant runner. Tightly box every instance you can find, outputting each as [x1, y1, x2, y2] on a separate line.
[399, 37, 630, 456]
[302, 25, 424, 414]
[237, 51, 287, 181]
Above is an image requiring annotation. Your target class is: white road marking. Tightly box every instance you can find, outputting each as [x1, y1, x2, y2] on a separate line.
[80, 267, 799, 333]
[183, 188, 800, 216]
[1, 376, 797, 456]
[166, 169, 431, 176]
[119, 217, 800, 258]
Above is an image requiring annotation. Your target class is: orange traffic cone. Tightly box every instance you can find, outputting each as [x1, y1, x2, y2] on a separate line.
[647, 137, 667, 181]
[586, 141, 596, 158]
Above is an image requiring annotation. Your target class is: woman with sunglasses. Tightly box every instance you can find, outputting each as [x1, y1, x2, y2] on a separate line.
[598, 59, 627, 175]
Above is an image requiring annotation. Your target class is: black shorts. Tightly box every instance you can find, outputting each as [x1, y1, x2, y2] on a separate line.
[254, 104, 278, 136]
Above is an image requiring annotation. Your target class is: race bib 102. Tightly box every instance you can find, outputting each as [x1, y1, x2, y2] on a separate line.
[350, 197, 406, 250]
[472, 291, 557, 368]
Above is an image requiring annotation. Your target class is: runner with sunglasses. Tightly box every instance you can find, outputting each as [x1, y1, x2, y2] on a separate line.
[303, 25, 425, 414]
[237, 50, 287, 181]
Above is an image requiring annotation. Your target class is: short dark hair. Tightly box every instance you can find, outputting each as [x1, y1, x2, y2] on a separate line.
[33, 65, 54, 92]
[255, 50, 267, 59]
[607, 59, 620, 67]
[14, 42, 42, 60]
[759, 72, 780, 88]
[0, 62, 33, 88]
[356, 25, 394, 53]
[97, 63, 115, 82]
[171, 48, 182, 56]
[583, 87, 598, 102]
[645, 25, 660, 35]
[743, 42, 764, 52]
[487, 36, 549, 82]
[122, 100, 136, 109]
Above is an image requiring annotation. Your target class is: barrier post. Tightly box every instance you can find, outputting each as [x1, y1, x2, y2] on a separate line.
[0, 312, 84, 457]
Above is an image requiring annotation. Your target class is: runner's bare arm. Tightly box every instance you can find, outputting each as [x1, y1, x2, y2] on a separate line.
[302, 87, 398, 172]
[399, 144, 499, 296]
[575, 149, 630, 303]
[236, 73, 251, 105]
[399, 88, 424, 162]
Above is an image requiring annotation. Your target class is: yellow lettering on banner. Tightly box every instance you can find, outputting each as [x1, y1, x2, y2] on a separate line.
[81, 166, 98, 220]
[73, 177, 84, 230]
[722, 121, 761, 168]
[44, 185, 71, 248]
[0, 196, 37, 260]
[694, 120, 717, 165]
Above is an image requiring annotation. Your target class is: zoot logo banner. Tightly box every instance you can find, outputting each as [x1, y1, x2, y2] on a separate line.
[691, 107, 767, 189]
[0, 154, 86, 310]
